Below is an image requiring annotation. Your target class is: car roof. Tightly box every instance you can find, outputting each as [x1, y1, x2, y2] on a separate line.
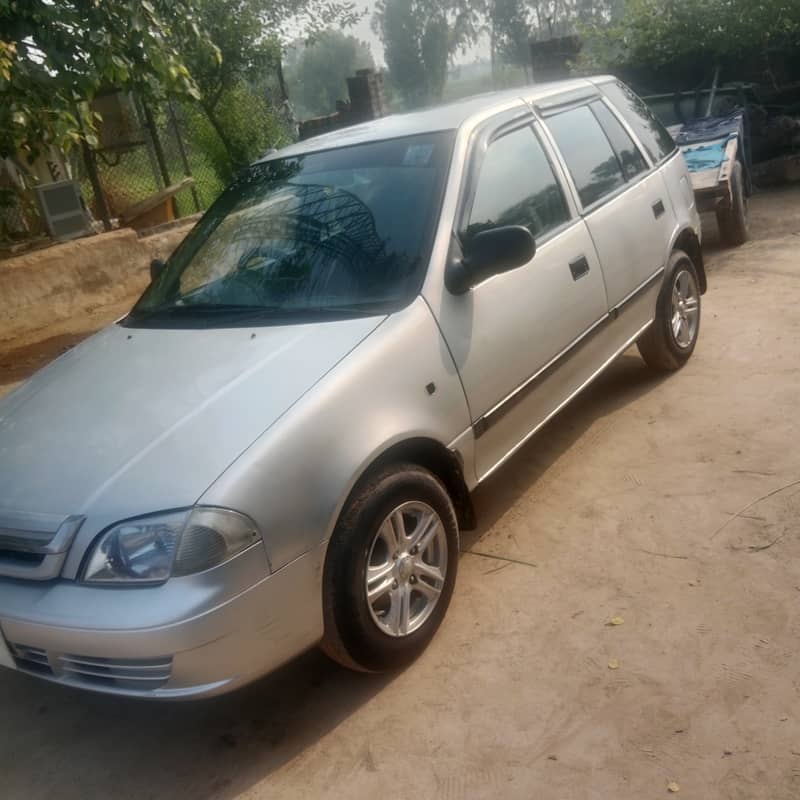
[259, 76, 616, 161]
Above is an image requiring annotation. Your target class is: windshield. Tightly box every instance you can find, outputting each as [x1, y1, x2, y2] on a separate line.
[126, 132, 454, 327]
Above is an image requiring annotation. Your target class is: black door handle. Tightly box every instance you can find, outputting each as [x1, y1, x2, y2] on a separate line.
[652, 199, 665, 219]
[569, 255, 590, 281]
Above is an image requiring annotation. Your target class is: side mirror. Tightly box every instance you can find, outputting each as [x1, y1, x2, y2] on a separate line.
[150, 258, 165, 282]
[445, 225, 536, 295]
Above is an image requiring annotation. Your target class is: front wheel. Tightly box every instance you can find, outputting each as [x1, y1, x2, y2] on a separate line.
[321, 464, 459, 672]
[637, 249, 701, 371]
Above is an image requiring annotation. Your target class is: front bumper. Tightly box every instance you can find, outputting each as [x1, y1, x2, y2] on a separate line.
[0, 542, 325, 699]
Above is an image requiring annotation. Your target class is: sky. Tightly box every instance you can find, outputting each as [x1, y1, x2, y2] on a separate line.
[350, 1, 384, 63]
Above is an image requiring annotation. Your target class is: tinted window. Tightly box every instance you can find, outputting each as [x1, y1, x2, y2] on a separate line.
[591, 100, 648, 181]
[601, 81, 676, 163]
[127, 132, 454, 327]
[466, 126, 570, 242]
[546, 106, 625, 208]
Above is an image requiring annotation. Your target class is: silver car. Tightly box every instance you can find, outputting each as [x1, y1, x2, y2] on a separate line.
[0, 77, 704, 698]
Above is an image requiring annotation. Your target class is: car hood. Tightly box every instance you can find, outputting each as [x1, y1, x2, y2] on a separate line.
[0, 316, 384, 521]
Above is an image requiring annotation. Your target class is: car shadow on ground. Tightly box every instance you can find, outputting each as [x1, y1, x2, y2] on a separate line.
[1, 647, 394, 799]
[462, 352, 670, 550]
[0, 355, 671, 800]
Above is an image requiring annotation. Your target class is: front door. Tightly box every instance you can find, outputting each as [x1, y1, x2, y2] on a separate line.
[431, 120, 609, 480]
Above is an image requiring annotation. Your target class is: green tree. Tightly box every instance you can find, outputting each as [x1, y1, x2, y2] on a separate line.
[487, 0, 624, 78]
[581, 0, 800, 75]
[0, 0, 208, 159]
[489, 0, 533, 80]
[285, 30, 375, 118]
[176, 0, 361, 175]
[175, 0, 284, 174]
[373, 0, 481, 108]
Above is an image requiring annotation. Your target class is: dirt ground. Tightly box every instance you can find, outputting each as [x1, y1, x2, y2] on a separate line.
[1, 187, 800, 799]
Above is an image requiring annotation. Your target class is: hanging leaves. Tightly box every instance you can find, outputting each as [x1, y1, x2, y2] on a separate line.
[0, 0, 211, 158]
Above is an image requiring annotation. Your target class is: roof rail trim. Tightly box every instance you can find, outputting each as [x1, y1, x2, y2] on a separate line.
[534, 86, 600, 112]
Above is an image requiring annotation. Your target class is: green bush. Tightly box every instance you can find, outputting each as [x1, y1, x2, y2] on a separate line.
[185, 82, 294, 187]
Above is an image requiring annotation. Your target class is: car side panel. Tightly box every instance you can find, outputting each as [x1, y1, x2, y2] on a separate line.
[199, 297, 472, 573]
[476, 267, 660, 482]
[659, 150, 704, 256]
[435, 219, 609, 480]
[580, 168, 676, 309]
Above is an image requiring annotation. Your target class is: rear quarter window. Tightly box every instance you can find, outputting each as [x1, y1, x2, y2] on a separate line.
[601, 81, 677, 164]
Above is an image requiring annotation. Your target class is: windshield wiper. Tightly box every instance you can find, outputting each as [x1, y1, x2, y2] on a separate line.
[125, 301, 388, 327]
[301, 303, 390, 316]
[129, 302, 285, 319]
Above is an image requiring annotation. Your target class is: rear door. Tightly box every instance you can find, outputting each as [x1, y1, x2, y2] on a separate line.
[542, 99, 675, 309]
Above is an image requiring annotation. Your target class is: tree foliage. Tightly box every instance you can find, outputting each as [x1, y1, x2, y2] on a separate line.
[371, 0, 624, 99]
[581, 0, 800, 73]
[489, 0, 534, 76]
[168, 0, 361, 173]
[179, 0, 360, 111]
[487, 0, 623, 74]
[1, 0, 361, 168]
[0, 0, 209, 159]
[285, 30, 375, 118]
[173, 0, 286, 174]
[373, 0, 481, 108]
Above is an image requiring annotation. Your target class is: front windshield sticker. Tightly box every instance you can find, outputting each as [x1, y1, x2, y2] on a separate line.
[403, 144, 435, 167]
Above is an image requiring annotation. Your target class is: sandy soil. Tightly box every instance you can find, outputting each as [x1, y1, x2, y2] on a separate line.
[1, 187, 799, 799]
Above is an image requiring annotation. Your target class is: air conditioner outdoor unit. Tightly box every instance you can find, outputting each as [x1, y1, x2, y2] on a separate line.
[34, 180, 92, 241]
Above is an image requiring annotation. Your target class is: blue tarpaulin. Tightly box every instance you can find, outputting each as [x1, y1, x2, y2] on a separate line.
[675, 111, 744, 174]
[682, 139, 730, 172]
[675, 111, 744, 145]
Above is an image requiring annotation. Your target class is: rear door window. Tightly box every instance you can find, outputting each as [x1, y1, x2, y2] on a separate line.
[466, 125, 570, 242]
[590, 100, 648, 181]
[601, 80, 676, 164]
[545, 105, 625, 208]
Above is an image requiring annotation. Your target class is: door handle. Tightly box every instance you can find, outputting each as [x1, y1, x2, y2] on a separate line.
[569, 255, 590, 281]
[652, 199, 666, 219]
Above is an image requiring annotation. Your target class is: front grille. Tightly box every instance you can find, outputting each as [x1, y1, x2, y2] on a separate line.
[0, 550, 45, 566]
[0, 514, 84, 580]
[10, 643, 172, 691]
[0, 530, 55, 551]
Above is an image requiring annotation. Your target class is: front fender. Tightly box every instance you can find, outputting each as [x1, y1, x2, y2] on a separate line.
[199, 297, 473, 572]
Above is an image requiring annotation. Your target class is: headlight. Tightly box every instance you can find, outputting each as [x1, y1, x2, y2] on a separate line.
[82, 507, 261, 584]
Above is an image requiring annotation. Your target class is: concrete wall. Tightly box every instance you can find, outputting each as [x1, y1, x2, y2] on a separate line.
[0, 220, 195, 344]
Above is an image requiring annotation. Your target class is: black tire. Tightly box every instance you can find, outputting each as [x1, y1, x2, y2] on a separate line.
[637, 249, 701, 371]
[321, 463, 459, 672]
[716, 161, 749, 246]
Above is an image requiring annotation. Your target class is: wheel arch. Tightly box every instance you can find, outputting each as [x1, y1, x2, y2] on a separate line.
[341, 437, 476, 534]
[673, 227, 706, 294]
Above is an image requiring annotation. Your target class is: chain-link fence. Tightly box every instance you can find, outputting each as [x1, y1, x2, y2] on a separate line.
[77, 87, 295, 233]
[1, 88, 294, 251]
[73, 93, 224, 229]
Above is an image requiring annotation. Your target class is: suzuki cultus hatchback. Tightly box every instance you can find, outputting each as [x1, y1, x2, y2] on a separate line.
[0, 77, 705, 697]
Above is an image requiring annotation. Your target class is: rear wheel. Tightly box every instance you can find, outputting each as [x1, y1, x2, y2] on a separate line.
[717, 160, 749, 246]
[321, 464, 459, 672]
[637, 249, 701, 371]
